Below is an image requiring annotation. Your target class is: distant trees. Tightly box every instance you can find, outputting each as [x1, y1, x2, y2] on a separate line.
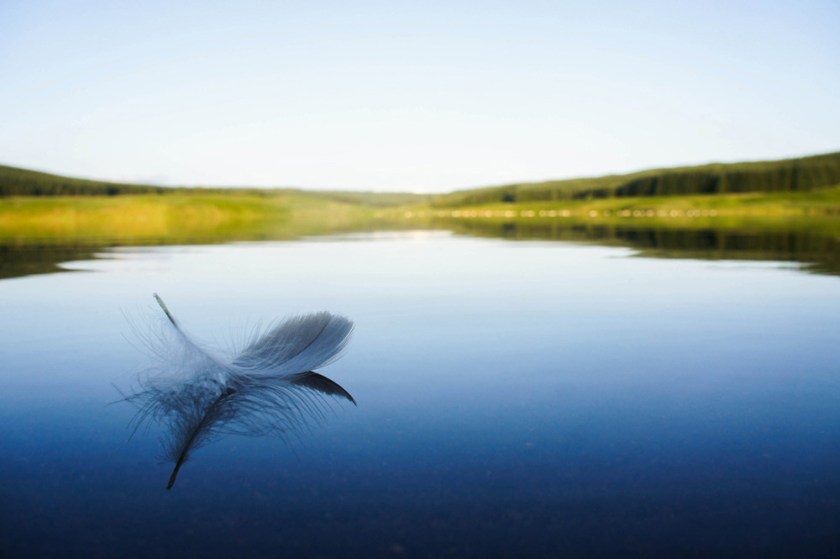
[0, 165, 168, 196]
[432, 151, 840, 207]
[4, 151, 840, 203]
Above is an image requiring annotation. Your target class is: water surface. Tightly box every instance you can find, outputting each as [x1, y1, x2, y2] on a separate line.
[1, 229, 839, 557]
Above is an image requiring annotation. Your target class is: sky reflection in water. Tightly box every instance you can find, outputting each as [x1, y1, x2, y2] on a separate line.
[1, 232, 839, 557]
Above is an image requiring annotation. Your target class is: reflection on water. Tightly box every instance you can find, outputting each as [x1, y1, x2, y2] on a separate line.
[440, 219, 840, 275]
[124, 295, 355, 489]
[4, 218, 840, 279]
[0, 243, 102, 279]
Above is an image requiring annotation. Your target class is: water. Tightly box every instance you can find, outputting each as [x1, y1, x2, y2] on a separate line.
[1, 228, 839, 557]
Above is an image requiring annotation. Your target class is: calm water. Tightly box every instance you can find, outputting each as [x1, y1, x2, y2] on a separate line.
[1, 229, 839, 557]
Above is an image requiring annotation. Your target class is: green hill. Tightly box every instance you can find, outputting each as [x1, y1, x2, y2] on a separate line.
[0, 164, 173, 196]
[0, 164, 433, 206]
[432, 151, 840, 207]
[3, 150, 840, 207]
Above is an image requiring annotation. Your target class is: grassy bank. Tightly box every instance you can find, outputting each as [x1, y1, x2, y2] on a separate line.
[4, 185, 840, 244]
[402, 185, 840, 223]
[0, 193, 382, 244]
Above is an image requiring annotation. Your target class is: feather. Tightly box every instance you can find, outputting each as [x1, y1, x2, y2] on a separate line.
[290, 371, 357, 405]
[124, 294, 355, 490]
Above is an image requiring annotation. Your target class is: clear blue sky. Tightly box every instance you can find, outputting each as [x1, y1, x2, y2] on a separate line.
[1, 0, 838, 192]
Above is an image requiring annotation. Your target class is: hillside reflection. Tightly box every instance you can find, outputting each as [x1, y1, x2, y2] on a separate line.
[0, 243, 102, 279]
[440, 219, 840, 275]
[2, 218, 840, 279]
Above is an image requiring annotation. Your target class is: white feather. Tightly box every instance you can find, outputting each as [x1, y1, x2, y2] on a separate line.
[124, 294, 355, 489]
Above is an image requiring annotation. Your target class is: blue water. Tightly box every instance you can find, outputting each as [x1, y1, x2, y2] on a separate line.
[1, 232, 839, 557]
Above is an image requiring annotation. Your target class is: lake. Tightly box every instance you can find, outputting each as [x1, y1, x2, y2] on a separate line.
[1, 222, 839, 558]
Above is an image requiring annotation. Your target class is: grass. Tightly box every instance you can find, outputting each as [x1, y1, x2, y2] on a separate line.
[0, 194, 281, 242]
[400, 185, 840, 222]
[0, 192, 388, 244]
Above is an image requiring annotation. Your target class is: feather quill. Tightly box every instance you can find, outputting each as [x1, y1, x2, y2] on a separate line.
[124, 294, 355, 489]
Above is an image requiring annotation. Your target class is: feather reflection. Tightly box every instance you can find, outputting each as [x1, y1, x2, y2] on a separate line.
[124, 294, 355, 489]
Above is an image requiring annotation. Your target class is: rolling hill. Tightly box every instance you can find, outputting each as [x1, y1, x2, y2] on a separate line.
[432, 151, 840, 207]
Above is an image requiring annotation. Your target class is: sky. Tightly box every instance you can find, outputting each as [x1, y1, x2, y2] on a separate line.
[1, 0, 838, 192]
